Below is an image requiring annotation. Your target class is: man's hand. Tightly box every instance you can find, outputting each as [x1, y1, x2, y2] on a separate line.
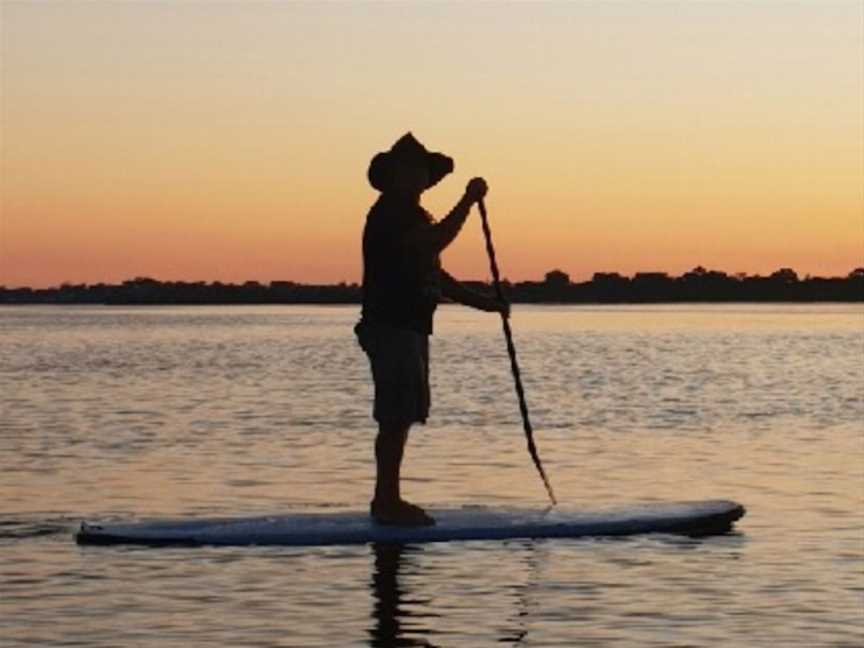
[464, 177, 488, 204]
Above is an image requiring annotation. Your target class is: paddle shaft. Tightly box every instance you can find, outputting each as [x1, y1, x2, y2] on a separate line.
[477, 199, 556, 505]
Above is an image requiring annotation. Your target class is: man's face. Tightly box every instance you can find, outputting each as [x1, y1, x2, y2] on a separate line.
[393, 162, 429, 199]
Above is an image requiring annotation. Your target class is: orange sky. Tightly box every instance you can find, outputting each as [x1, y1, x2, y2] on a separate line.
[1, 1, 862, 288]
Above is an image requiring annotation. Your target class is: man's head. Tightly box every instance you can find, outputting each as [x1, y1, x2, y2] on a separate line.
[368, 133, 453, 198]
[391, 161, 430, 200]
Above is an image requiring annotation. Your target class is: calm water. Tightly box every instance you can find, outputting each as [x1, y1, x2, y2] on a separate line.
[1, 304, 862, 647]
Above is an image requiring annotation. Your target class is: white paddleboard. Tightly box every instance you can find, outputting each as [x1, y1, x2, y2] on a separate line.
[76, 500, 744, 547]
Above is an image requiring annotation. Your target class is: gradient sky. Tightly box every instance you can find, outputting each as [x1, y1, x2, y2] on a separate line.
[2, 1, 862, 288]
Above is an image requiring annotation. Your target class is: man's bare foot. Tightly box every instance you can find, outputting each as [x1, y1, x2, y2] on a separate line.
[370, 499, 435, 527]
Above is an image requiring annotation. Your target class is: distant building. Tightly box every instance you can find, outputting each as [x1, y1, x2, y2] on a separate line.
[592, 272, 627, 284]
[770, 268, 799, 283]
[544, 269, 570, 287]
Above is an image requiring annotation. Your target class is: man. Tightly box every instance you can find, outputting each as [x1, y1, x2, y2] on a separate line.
[356, 133, 509, 526]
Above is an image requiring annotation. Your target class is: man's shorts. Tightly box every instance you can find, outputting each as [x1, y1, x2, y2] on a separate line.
[355, 320, 430, 426]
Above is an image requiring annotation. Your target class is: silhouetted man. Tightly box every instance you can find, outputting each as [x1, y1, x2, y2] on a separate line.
[356, 133, 508, 526]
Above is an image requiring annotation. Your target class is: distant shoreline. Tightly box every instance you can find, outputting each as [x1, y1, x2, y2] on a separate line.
[2, 267, 861, 304]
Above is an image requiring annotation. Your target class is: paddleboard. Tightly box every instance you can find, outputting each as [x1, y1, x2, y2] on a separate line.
[76, 500, 744, 547]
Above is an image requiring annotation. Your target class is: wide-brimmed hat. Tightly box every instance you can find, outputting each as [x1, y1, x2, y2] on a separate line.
[367, 132, 454, 192]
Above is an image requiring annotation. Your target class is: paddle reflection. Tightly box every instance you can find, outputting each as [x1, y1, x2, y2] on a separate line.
[368, 542, 440, 648]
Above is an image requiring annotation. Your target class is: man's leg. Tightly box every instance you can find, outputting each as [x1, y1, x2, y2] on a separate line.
[371, 421, 434, 526]
[374, 421, 410, 506]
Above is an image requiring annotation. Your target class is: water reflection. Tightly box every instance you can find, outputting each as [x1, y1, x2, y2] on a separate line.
[368, 540, 548, 647]
[366, 533, 749, 647]
[369, 543, 440, 647]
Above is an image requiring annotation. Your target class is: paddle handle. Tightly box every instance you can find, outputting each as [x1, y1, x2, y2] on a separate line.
[477, 199, 556, 505]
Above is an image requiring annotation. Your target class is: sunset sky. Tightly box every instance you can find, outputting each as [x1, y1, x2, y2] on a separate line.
[1, 1, 862, 288]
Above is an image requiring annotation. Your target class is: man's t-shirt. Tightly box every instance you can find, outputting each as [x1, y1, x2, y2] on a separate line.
[361, 194, 441, 335]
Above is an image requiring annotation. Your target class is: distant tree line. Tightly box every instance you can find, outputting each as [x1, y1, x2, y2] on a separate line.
[1, 267, 862, 305]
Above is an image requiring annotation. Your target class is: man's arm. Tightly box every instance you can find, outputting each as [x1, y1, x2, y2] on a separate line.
[405, 178, 487, 254]
[439, 269, 509, 316]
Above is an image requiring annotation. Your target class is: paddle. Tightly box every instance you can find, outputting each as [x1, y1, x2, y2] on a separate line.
[477, 199, 557, 505]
